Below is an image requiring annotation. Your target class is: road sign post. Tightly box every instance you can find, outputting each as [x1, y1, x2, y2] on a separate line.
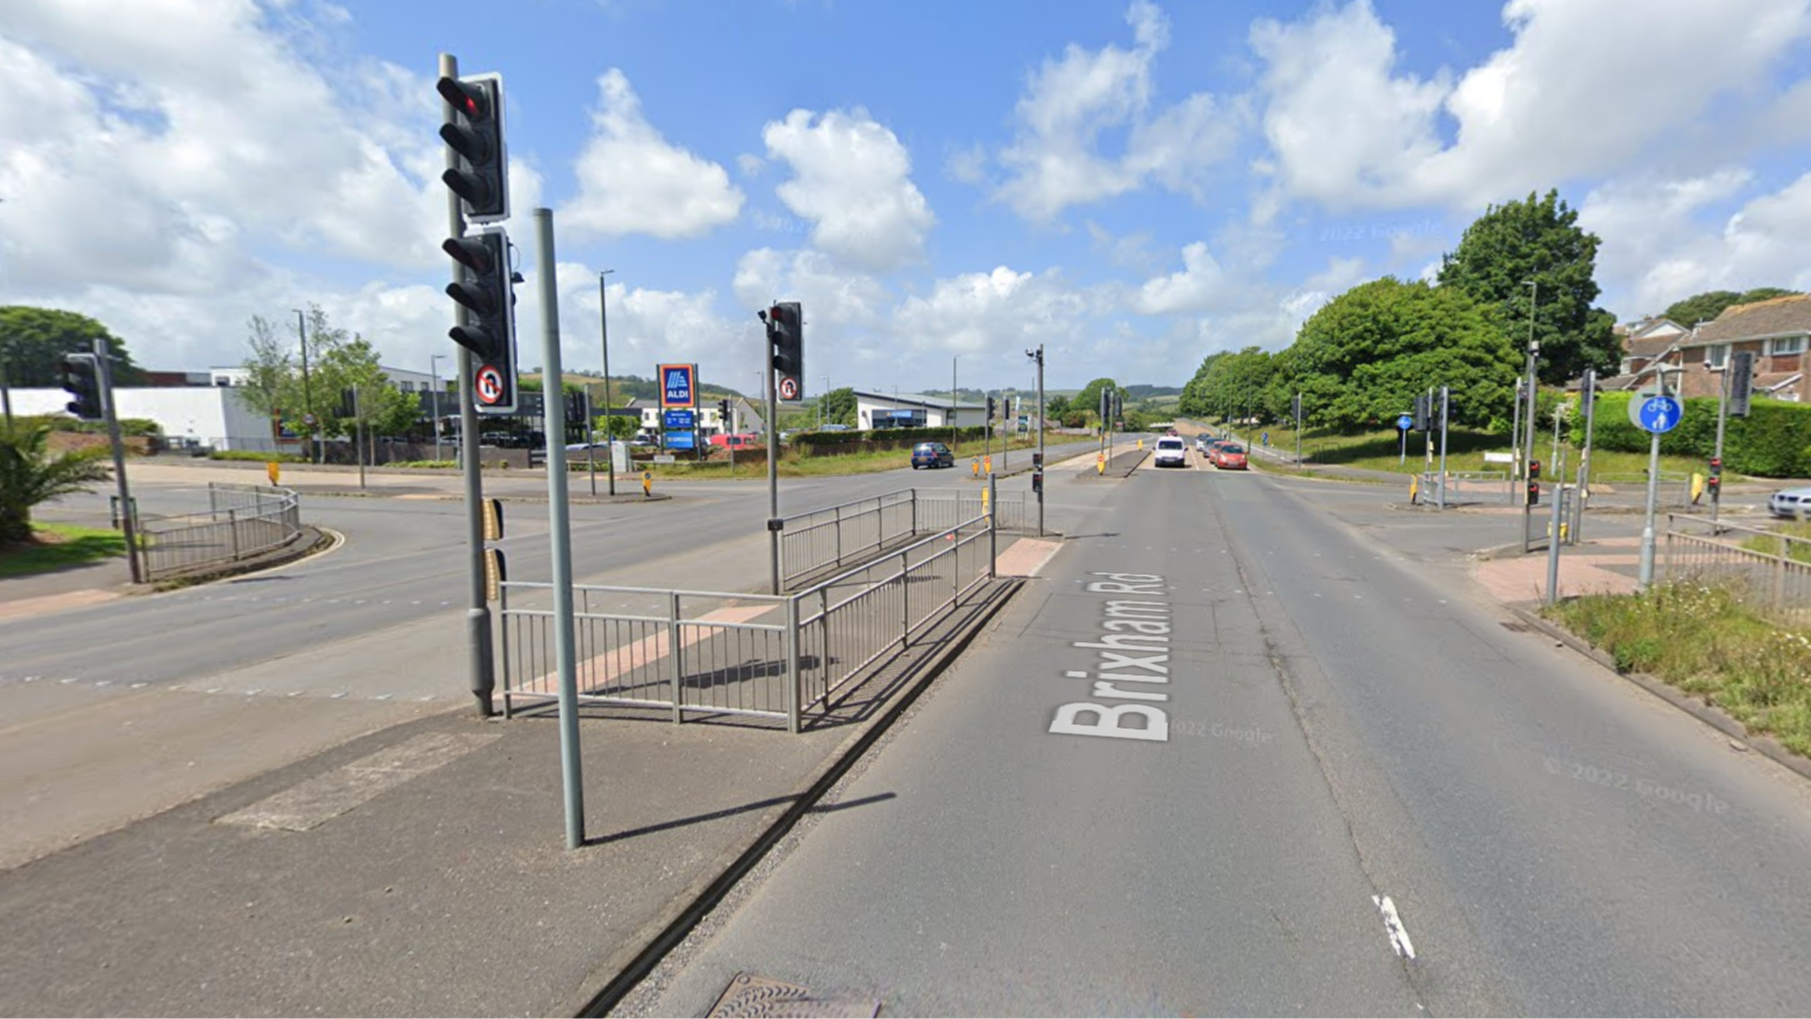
[1633, 387, 1683, 591]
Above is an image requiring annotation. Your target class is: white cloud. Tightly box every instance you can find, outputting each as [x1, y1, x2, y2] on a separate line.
[763, 109, 935, 271]
[995, 0, 1241, 221]
[892, 267, 1090, 356]
[563, 69, 744, 240]
[1582, 170, 1811, 315]
[1252, 0, 1811, 213]
[1133, 242, 1234, 315]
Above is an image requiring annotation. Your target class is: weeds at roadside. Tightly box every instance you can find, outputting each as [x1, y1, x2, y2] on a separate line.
[1542, 582, 1811, 758]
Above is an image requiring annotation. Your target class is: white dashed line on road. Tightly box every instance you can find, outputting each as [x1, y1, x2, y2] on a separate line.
[1373, 895, 1417, 959]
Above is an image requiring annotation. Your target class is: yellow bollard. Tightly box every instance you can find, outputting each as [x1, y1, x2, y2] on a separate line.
[1409, 474, 1419, 504]
[266, 461, 281, 486]
[1097, 452, 1106, 475]
[642, 470, 652, 498]
[982, 486, 991, 515]
[984, 455, 992, 474]
[972, 458, 980, 478]
[1137, 438, 1144, 450]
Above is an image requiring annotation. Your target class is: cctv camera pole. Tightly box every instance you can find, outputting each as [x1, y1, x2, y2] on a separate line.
[442, 51, 495, 718]
[91, 338, 143, 584]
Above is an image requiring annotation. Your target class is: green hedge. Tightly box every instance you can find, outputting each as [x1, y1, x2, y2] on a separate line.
[16, 414, 162, 437]
[209, 450, 306, 463]
[1572, 394, 1811, 477]
[793, 425, 988, 447]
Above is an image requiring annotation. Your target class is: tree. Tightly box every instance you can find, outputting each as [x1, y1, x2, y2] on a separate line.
[1045, 394, 1071, 419]
[820, 386, 858, 427]
[1662, 287, 1803, 328]
[1287, 277, 1519, 431]
[0, 422, 113, 545]
[1070, 378, 1119, 421]
[1437, 189, 1617, 384]
[0, 306, 143, 387]
[1181, 347, 1275, 423]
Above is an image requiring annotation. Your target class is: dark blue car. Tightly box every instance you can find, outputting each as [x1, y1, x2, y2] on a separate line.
[911, 442, 955, 469]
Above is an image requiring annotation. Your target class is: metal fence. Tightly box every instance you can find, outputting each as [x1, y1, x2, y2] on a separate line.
[1418, 470, 1512, 506]
[499, 512, 997, 731]
[1595, 471, 1692, 508]
[138, 483, 303, 581]
[1663, 513, 1811, 626]
[778, 487, 1026, 588]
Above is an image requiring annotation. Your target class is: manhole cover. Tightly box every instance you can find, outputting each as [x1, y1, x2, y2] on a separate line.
[707, 973, 880, 1019]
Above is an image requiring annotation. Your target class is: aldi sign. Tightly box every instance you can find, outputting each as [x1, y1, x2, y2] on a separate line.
[660, 363, 697, 408]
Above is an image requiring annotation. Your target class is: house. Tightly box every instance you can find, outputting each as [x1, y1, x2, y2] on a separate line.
[1591, 298, 1809, 403]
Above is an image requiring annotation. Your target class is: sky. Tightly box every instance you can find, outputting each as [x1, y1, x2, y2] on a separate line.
[3, 0, 1810, 397]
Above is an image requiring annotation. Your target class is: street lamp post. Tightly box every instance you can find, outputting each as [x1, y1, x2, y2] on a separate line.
[430, 353, 447, 462]
[951, 356, 959, 451]
[595, 269, 615, 497]
[293, 309, 316, 463]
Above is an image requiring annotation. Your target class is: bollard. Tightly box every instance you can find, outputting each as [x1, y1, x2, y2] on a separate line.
[972, 458, 980, 478]
[984, 455, 992, 474]
[642, 470, 652, 498]
[1097, 452, 1105, 475]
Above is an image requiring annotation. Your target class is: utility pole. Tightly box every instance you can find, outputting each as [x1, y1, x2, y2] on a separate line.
[593, 268, 615, 497]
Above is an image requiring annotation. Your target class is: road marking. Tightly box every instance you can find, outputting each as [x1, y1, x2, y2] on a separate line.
[216, 731, 501, 832]
[1373, 894, 1416, 959]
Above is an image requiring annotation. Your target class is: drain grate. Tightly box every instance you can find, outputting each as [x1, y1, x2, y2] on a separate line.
[707, 973, 880, 1019]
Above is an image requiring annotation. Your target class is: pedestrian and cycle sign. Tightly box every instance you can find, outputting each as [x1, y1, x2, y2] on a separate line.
[1632, 393, 1682, 434]
[1397, 414, 1413, 431]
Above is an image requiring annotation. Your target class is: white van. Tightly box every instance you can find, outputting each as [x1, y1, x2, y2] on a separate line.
[1154, 436, 1187, 468]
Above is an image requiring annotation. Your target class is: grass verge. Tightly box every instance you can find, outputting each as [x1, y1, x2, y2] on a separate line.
[1741, 522, 1811, 565]
[0, 522, 127, 577]
[1541, 581, 1811, 757]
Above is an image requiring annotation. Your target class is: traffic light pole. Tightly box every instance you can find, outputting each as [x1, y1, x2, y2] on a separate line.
[1028, 345, 1045, 536]
[442, 51, 495, 717]
[766, 360, 781, 596]
[91, 339, 142, 584]
[1712, 364, 1730, 532]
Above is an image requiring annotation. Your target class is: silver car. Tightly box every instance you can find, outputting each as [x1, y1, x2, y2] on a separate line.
[1769, 486, 1811, 519]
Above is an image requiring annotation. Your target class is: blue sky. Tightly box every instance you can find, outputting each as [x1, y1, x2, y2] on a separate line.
[3, 0, 1809, 396]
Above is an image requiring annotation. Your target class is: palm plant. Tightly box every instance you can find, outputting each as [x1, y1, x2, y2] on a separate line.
[0, 423, 113, 545]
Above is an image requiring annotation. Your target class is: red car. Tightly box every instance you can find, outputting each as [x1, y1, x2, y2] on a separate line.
[1212, 443, 1248, 470]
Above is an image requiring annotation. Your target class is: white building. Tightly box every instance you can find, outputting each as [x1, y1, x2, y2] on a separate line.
[853, 391, 987, 430]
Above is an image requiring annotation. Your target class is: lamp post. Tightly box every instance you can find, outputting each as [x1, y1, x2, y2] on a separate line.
[430, 353, 447, 462]
[293, 308, 316, 463]
[951, 355, 960, 450]
[595, 269, 615, 497]
[1521, 281, 1539, 484]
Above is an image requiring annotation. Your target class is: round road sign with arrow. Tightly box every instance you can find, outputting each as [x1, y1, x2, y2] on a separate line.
[475, 365, 505, 406]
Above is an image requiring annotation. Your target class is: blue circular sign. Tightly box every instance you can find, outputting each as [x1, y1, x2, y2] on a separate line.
[1637, 395, 1682, 434]
[1397, 414, 1414, 430]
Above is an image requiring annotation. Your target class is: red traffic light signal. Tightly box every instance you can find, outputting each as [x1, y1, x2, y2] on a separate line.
[768, 301, 804, 403]
[1526, 481, 1540, 506]
[437, 74, 508, 223]
[1529, 459, 1542, 481]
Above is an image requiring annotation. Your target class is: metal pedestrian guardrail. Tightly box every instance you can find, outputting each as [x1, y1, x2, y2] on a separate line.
[498, 511, 997, 731]
[137, 483, 303, 582]
[778, 487, 1025, 589]
[1664, 513, 1811, 626]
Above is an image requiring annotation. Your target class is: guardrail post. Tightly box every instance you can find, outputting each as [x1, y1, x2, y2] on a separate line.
[1774, 550, 1788, 613]
[668, 592, 684, 724]
[988, 474, 998, 579]
[910, 489, 918, 537]
[499, 583, 514, 719]
[901, 548, 911, 644]
[786, 596, 802, 734]
[228, 508, 241, 560]
[835, 504, 844, 568]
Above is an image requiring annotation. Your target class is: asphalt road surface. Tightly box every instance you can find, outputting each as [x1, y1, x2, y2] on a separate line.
[627, 451, 1811, 1016]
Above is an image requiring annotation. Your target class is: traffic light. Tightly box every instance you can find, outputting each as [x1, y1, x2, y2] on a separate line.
[1291, 393, 1302, 420]
[1413, 393, 1429, 431]
[719, 398, 732, 424]
[59, 354, 102, 421]
[767, 301, 804, 403]
[986, 396, 997, 421]
[443, 226, 517, 415]
[1529, 459, 1541, 481]
[437, 74, 509, 223]
[565, 390, 588, 425]
[1708, 456, 1723, 499]
[1526, 481, 1540, 507]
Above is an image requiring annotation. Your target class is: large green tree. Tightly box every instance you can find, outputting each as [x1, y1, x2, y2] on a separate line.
[820, 386, 857, 427]
[1661, 287, 1802, 328]
[0, 307, 143, 387]
[1437, 189, 1618, 385]
[1070, 378, 1119, 422]
[1180, 347, 1274, 422]
[1287, 277, 1519, 431]
[238, 305, 418, 458]
[0, 422, 113, 544]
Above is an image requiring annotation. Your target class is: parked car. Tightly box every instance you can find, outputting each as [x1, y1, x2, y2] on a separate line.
[1770, 486, 1811, 519]
[911, 441, 955, 469]
[708, 432, 761, 448]
[1212, 443, 1249, 470]
[1153, 436, 1188, 468]
[1195, 435, 1212, 454]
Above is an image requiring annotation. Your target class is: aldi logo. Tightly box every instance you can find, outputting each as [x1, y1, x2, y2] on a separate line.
[660, 363, 696, 408]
